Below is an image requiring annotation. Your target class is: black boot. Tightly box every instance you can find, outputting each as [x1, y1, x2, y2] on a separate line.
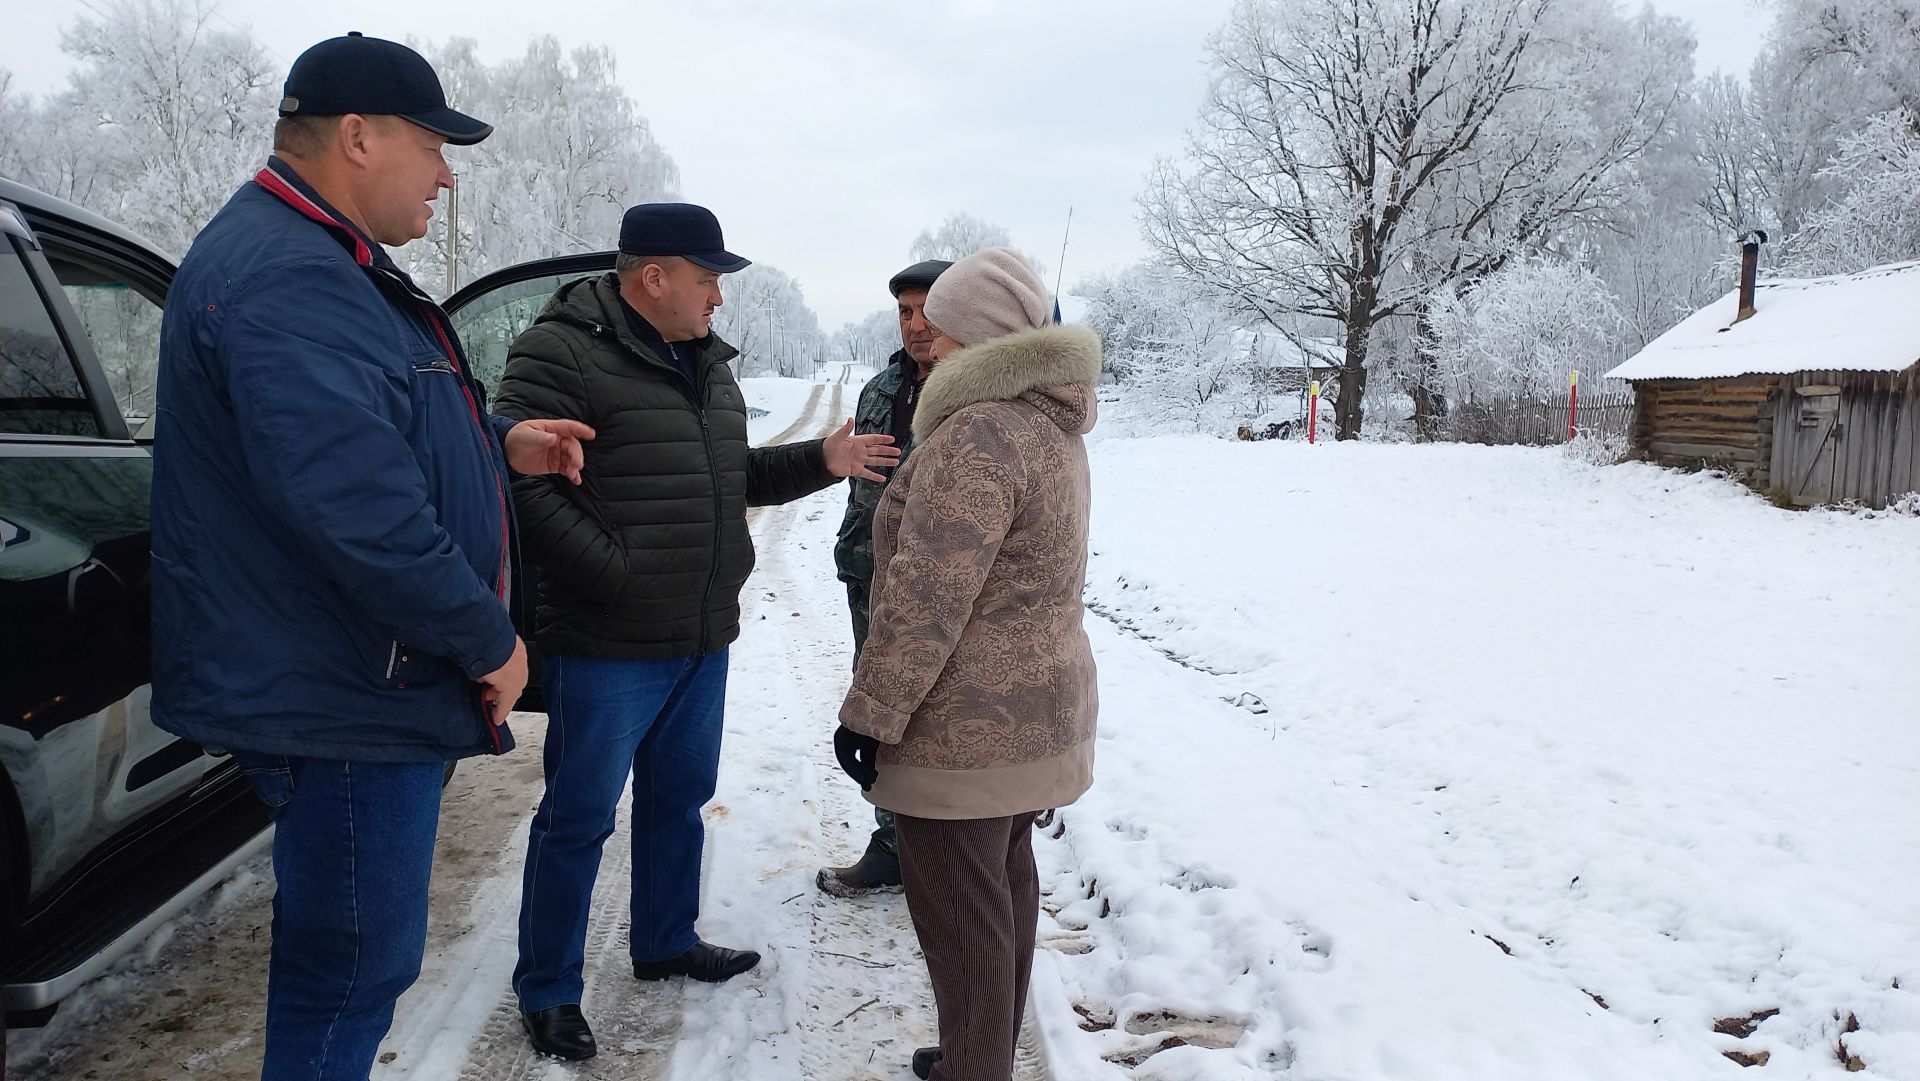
[912, 1045, 943, 1079]
[816, 833, 902, 898]
[521, 1004, 597, 1060]
[632, 940, 762, 983]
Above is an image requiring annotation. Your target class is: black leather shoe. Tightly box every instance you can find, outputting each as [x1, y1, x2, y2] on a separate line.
[632, 940, 762, 983]
[521, 1003, 596, 1060]
[817, 834, 903, 898]
[912, 1045, 943, 1079]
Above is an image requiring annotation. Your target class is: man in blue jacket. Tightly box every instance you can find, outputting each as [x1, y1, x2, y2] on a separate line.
[150, 34, 591, 1080]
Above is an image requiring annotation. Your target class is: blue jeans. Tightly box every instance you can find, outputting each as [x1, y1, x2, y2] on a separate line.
[233, 753, 444, 1081]
[513, 650, 730, 1012]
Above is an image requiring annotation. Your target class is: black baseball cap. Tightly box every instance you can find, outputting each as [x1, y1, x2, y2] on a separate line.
[619, 203, 751, 274]
[889, 259, 953, 298]
[280, 32, 492, 146]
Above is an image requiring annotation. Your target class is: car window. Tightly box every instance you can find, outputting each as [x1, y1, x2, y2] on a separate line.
[449, 271, 581, 401]
[44, 249, 165, 427]
[0, 237, 100, 438]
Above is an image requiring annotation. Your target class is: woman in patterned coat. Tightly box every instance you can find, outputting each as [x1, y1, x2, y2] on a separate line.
[836, 247, 1101, 1081]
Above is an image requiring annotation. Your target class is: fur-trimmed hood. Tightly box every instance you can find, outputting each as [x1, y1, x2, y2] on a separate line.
[912, 324, 1103, 442]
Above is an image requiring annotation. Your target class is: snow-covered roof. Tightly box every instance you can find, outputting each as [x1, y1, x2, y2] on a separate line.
[1606, 260, 1920, 382]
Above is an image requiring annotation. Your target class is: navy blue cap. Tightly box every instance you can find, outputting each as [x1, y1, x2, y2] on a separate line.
[619, 203, 751, 274]
[280, 32, 492, 146]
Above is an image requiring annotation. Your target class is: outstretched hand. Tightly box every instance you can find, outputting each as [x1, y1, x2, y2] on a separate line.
[504, 418, 597, 484]
[822, 419, 900, 482]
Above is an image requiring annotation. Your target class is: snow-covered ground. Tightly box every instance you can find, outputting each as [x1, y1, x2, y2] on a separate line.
[741, 375, 833, 445]
[1047, 437, 1920, 1079]
[11, 411, 1915, 1080]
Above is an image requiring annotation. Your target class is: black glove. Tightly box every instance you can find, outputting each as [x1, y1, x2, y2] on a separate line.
[834, 724, 880, 790]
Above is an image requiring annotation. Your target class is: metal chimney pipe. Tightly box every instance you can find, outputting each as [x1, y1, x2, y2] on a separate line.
[1733, 228, 1768, 324]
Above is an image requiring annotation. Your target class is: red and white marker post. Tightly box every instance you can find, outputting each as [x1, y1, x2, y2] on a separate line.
[1308, 380, 1320, 444]
[1567, 370, 1579, 442]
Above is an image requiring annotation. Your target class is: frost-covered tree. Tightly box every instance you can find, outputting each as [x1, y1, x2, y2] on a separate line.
[401, 35, 680, 296]
[831, 308, 901, 370]
[1742, 0, 1920, 272]
[1783, 109, 1920, 273]
[1425, 259, 1625, 409]
[1142, 0, 1690, 439]
[1691, 74, 1767, 235]
[0, 71, 34, 182]
[1588, 206, 1727, 354]
[4, 7, 683, 302]
[710, 263, 824, 378]
[1738, 38, 1885, 242]
[20, 0, 277, 259]
[1076, 262, 1290, 433]
[909, 213, 1011, 262]
[1772, 0, 1920, 112]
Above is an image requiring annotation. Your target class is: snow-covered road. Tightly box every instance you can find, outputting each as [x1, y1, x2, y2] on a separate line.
[9, 371, 1072, 1081]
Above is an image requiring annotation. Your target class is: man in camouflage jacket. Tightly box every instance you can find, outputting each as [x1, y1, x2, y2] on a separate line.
[819, 258, 950, 897]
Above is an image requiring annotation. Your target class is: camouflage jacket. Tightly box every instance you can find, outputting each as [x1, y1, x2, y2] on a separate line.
[834, 350, 923, 592]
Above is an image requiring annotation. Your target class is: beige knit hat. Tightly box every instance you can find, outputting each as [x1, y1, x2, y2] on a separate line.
[923, 247, 1052, 346]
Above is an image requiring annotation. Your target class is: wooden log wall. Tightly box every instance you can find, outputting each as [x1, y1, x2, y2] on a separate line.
[1771, 368, 1920, 507]
[1628, 376, 1778, 485]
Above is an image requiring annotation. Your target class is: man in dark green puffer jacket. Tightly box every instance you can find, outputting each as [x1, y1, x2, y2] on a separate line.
[818, 258, 950, 900]
[493, 204, 899, 1062]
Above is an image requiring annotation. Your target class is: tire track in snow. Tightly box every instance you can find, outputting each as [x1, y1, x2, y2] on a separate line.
[757, 384, 942, 1080]
[759, 382, 827, 450]
[688, 381, 946, 1079]
[443, 803, 683, 1081]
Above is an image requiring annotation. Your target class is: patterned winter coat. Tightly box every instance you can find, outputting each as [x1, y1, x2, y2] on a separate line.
[838, 323, 1101, 819]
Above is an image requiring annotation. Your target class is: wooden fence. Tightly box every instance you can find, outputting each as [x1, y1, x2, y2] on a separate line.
[1443, 389, 1636, 446]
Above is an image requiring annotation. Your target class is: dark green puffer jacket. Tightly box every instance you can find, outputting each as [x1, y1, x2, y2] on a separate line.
[833, 350, 921, 655]
[834, 352, 921, 584]
[494, 272, 835, 658]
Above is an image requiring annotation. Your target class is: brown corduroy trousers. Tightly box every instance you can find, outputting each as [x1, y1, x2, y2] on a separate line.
[894, 811, 1039, 1081]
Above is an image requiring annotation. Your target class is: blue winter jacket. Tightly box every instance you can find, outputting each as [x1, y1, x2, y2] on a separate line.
[150, 157, 521, 762]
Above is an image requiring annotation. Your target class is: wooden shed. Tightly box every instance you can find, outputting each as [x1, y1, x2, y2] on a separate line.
[1607, 259, 1920, 508]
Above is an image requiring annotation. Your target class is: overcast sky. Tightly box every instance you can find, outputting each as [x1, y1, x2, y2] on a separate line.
[3, 0, 1771, 327]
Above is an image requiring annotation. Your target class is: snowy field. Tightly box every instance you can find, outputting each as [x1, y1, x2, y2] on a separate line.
[1047, 437, 1920, 1079]
[10, 404, 1915, 1080]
